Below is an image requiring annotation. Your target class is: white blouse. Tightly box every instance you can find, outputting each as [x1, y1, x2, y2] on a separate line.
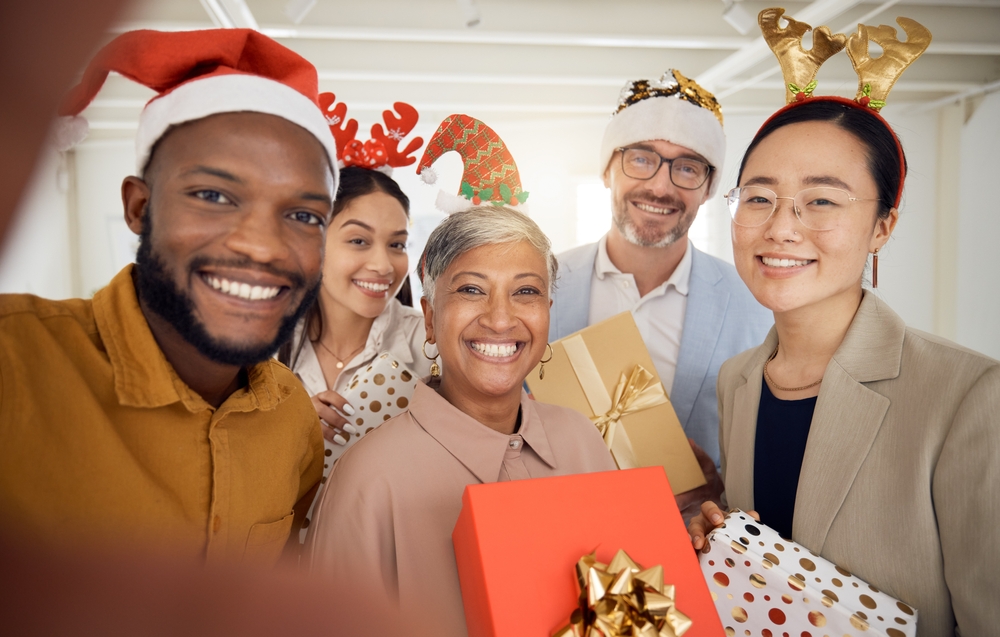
[290, 298, 432, 542]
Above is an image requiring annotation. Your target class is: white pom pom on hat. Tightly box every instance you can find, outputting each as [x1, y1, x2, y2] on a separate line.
[52, 115, 89, 152]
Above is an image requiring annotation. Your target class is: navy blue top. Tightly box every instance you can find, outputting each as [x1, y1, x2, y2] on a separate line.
[753, 379, 817, 539]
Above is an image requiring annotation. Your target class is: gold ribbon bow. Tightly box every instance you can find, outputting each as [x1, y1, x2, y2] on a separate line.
[562, 335, 669, 470]
[552, 549, 692, 637]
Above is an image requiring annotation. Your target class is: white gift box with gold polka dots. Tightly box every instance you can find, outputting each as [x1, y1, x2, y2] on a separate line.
[699, 510, 917, 637]
[340, 352, 420, 452]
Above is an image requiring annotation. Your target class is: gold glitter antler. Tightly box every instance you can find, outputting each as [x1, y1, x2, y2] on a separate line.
[846, 17, 931, 111]
[759, 7, 847, 104]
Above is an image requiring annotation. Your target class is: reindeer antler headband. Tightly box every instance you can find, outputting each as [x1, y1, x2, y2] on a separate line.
[757, 7, 932, 208]
[319, 93, 424, 173]
[760, 7, 931, 111]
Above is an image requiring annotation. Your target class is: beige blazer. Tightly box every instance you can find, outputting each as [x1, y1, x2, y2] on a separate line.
[718, 290, 1000, 637]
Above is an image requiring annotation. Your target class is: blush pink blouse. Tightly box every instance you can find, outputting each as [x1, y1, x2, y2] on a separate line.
[306, 380, 616, 635]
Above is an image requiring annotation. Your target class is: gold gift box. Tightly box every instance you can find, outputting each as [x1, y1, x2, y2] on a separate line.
[528, 312, 705, 495]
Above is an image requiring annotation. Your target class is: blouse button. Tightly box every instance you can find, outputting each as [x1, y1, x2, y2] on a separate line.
[509, 438, 521, 450]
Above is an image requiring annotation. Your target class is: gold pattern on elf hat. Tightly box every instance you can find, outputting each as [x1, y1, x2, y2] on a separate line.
[319, 93, 424, 175]
[416, 114, 529, 214]
[757, 7, 932, 208]
[56, 29, 341, 184]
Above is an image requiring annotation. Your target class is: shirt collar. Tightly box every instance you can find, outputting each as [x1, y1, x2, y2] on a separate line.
[594, 234, 693, 297]
[407, 381, 557, 484]
[93, 264, 293, 413]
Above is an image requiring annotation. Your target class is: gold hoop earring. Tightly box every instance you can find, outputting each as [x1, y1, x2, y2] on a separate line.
[422, 339, 440, 377]
[872, 248, 879, 289]
[538, 343, 553, 380]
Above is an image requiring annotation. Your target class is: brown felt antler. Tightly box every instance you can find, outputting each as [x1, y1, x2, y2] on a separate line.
[846, 17, 932, 111]
[759, 7, 847, 104]
[370, 102, 423, 168]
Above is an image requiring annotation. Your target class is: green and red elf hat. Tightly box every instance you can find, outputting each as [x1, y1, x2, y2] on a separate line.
[416, 114, 529, 214]
[757, 7, 932, 208]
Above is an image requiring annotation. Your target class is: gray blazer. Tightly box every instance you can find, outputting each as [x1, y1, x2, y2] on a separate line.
[718, 290, 1000, 637]
[550, 241, 772, 465]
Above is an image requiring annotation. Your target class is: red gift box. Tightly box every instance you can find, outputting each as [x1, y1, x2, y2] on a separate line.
[452, 466, 724, 637]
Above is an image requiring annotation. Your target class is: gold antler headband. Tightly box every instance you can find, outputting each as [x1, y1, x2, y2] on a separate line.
[759, 8, 846, 104]
[760, 7, 932, 112]
[846, 18, 932, 110]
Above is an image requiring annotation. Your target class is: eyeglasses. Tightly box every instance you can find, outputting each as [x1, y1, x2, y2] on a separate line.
[617, 147, 713, 190]
[725, 186, 881, 231]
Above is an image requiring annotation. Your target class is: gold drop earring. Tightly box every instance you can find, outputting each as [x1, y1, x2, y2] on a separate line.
[538, 343, 553, 380]
[422, 339, 440, 377]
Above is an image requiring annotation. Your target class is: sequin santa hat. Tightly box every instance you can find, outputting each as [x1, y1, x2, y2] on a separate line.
[600, 69, 726, 196]
[319, 93, 424, 175]
[416, 114, 529, 214]
[56, 28, 339, 184]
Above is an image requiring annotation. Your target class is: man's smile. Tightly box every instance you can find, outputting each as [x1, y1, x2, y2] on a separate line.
[202, 273, 283, 301]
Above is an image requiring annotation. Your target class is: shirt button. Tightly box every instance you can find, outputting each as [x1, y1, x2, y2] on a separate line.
[509, 438, 521, 449]
[622, 280, 630, 288]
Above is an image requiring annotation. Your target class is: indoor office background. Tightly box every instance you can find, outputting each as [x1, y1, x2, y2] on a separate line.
[2, 0, 998, 359]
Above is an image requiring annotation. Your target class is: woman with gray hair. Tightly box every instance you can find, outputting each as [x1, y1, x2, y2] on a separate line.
[307, 206, 615, 635]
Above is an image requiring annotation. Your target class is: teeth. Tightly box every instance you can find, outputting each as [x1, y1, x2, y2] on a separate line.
[355, 280, 391, 293]
[762, 257, 811, 268]
[635, 202, 671, 215]
[204, 275, 281, 301]
[471, 342, 517, 358]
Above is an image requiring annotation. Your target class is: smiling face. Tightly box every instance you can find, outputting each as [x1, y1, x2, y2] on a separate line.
[422, 241, 551, 405]
[320, 191, 409, 320]
[126, 111, 335, 366]
[733, 120, 897, 315]
[604, 139, 712, 248]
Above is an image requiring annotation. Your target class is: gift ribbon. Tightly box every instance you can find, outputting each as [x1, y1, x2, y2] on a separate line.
[552, 549, 692, 637]
[562, 335, 669, 470]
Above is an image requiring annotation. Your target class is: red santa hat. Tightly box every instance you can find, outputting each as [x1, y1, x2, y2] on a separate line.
[416, 114, 529, 214]
[57, 29, 339, 182]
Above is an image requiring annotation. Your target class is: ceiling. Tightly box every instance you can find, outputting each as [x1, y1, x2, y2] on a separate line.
[81, 0, 1000, 138]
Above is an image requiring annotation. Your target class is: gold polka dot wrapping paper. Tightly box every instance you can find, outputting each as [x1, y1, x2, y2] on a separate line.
[337, 352, 420, 456]
[698, 510, 917, 636]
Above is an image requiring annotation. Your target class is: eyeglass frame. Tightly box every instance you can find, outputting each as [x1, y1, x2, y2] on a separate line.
[615, 146, 714, 190]
[724, 185, 882, 231]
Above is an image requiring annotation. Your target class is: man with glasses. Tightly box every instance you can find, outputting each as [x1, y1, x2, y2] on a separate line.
[550, 70, 772, 500]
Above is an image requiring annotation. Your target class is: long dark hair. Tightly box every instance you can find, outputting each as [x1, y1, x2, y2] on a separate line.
[737, 100, 906, 221]
[277, 167, 412, 368]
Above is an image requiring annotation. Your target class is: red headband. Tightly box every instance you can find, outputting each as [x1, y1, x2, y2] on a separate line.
[755, 95, 906, 209]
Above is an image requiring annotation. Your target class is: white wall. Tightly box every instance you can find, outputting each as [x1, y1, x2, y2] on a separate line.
[0, 151, 74, 299]
[957, 92, 1000, 360]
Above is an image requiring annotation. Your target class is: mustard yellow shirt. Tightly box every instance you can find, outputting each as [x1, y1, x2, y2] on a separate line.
[0, 265, 324, 564]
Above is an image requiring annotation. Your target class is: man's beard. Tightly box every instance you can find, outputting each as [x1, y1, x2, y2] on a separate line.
[612, 192, 696, 248]
[134, 209, 320, 367]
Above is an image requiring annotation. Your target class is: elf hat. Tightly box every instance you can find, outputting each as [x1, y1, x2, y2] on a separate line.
[57, 28, 339, 182]
[416, 114, 529, 214]
[599, 69, 726, 196]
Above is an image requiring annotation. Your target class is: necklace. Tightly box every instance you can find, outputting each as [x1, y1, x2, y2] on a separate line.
[763, 346, 823, 392]
[315, 338, 366, 370]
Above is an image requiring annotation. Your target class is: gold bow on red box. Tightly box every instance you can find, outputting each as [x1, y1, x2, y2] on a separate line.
[552, 550, 692, 637]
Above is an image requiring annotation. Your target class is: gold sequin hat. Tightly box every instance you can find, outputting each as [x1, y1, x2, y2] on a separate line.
[599, 69, 727, 196]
